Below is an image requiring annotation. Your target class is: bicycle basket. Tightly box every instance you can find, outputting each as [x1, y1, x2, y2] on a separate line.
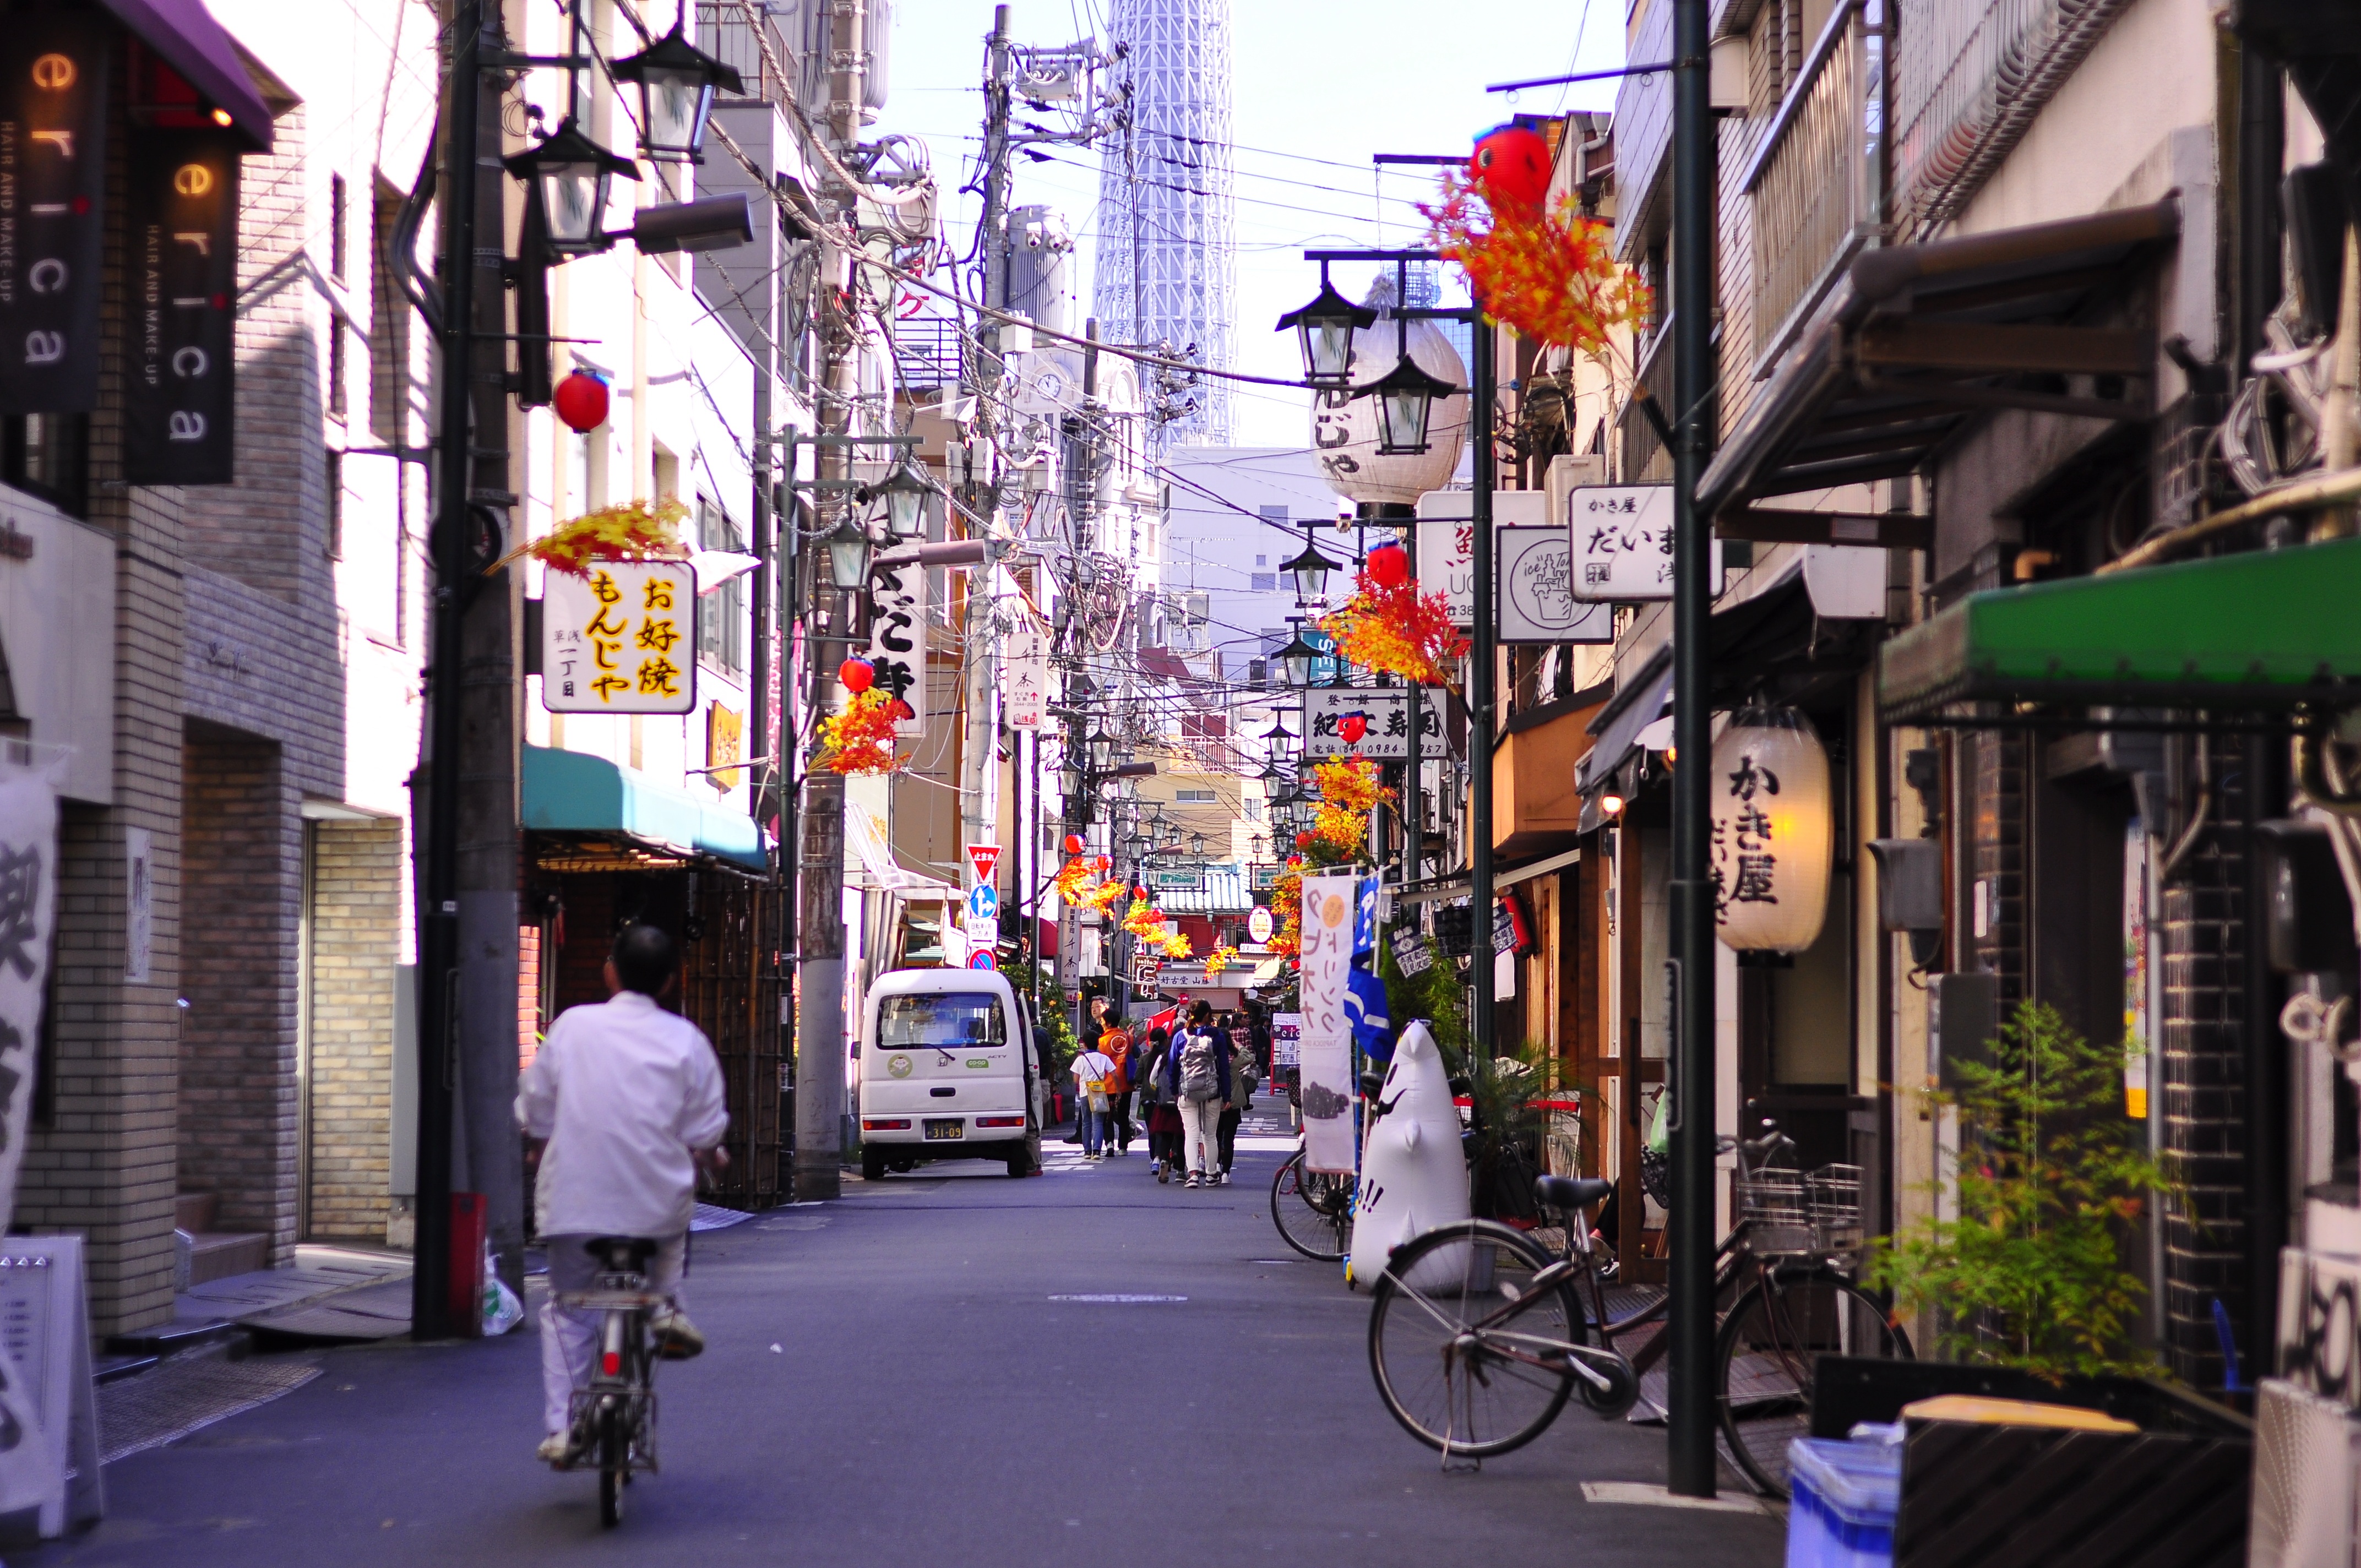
[1807, 1163, 1864, 1254]
[1735, 1165, 1813, 1257]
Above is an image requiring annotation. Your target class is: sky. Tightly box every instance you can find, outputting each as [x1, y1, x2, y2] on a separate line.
[878, 0, 1629, 447]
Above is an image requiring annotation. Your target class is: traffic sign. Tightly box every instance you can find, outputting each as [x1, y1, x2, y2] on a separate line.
[966, 843, 1002, 884]
[967, 883, 999, 922]
[964, 913, 998, 946]
[968, 950, 997, 971]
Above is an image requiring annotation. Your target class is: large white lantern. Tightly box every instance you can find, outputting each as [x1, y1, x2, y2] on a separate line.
[1710, 707, 1834, 955]
[1308, 277, 1468, 508]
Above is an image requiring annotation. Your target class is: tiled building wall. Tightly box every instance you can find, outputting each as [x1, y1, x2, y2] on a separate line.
[178, 725, 298, 1257]
[306, 817, 400, 1240]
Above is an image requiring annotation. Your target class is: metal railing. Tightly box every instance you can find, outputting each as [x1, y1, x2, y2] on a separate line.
[892, 314, 964, 391]
[695, 1, 798, 106]
[1619, 320, 1675, 482]
[1889, 0, 2133, 238]
[1742, 0, 1876, 368]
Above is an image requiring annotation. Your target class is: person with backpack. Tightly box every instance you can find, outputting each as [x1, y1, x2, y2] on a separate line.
[1070, 1035, 1117, 1161]
[1138, 1026, 1183, 1182]
[1159, 1000, 1233, 1189]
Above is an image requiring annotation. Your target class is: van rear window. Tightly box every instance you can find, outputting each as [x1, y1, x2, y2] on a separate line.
[878, 994, 1005, 1049]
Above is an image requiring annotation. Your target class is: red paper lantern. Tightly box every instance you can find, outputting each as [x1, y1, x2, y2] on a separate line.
[1295, 830, 1314, 851]
[1339, 711, 1368, 745]
[1469, 123, 1552, 210]
[1094, 854, 1111, 871]
[1063, 832, 1085, 855]
[838, 658, 875, 693]
[1366, 541, 1410, 588]
[553, 370, 610, 434]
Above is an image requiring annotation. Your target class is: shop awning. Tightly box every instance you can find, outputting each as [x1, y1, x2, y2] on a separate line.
[102, 0, 278, 151]
[521, 745, 768, 873]
[845, 804, 960, 900]
[1878, 537, 2361, 721]
[1696, 200, 2179, 524]
[1575, 654, 1674, 794]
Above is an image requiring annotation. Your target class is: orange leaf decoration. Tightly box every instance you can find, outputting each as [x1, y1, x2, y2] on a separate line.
[1421, 173, 1652, 357]
[1320, 570, 1468, 693]
[491, 498, 690, 580]
[818, 688, 903, 775]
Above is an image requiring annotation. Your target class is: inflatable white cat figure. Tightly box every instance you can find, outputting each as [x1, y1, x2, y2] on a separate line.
[1344, 1020, 1471, 1287]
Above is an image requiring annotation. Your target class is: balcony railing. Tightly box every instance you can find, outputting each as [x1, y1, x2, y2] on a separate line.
[1741, 0, 1879, 371]
[892, 315, 964, 391]
[695, 1, 797, 106]
[1618, 319, 1675, 483]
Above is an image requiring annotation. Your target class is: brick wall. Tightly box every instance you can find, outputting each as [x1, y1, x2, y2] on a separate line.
[306, 817, 399, 1240]
[178, 725, 298, 1253]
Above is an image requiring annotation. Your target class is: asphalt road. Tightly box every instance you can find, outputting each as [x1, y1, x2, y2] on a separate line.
[21, 1108, 1785, 1566]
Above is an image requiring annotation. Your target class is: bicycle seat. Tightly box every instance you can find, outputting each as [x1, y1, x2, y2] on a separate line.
[585, 1236, 661, 1273]
[1534, 1175, 1613, 1212]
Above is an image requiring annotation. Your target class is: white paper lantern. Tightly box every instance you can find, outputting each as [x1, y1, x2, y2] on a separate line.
[1710, 707, 1833, 954]
[1308, 279, 1468, 508]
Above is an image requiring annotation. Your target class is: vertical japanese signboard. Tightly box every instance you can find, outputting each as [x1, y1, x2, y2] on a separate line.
[865, 554, 924, 739]
[0, 14, 109, 413]
[1005, 619, 1048, 730]
[126, 130, 239, 484]
[0, 764, 55, 1230]
[540, 561, 697, 713]
[1298, 873, 1358, 1175]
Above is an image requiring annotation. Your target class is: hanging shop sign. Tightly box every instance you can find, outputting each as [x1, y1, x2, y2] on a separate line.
[1270, 1012, 1301, 1068]
[0, 14, 110, 414]
[1299, 688, 1439, 760]
[1149, 867, 1200, 892]
[1412, 489, 1548, 625]
[1569, 484, 1723, 602]
[1005, 620, 1049, 730]
[1709, 707, 1834, 954]
[866, 552, 924, 739]
[125, 130, 238, 483]
[1247, 905, 1274, 944]
[541, 560, 697, 714]
[1498, 525, 1613, 644]
[704, 701, 743, 790]
[1389, 921, 1434, 977]
[1297, 873, 1358, 1175]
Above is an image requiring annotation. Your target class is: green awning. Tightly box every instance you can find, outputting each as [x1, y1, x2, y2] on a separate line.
[1879, 537, 2361, 721]
[521, 744, 768, 872]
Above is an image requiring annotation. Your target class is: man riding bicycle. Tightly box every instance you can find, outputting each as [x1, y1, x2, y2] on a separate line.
[516, 923, 729, 1466]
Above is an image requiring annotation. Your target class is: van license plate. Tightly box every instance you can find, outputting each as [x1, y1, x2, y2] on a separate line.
[923, 1119, 964, 1141]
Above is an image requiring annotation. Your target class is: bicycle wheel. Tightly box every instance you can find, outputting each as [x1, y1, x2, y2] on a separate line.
[1270, 1150, 1352, 1262]
[1368, 1219, 1583, 1457]
[597, 1404, 625, 1527]
[1715, 1268, 1911, 1498]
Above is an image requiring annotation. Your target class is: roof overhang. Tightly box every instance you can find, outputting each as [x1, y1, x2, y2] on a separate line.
[1878, 537, 2361, 724]
[522, 745, 770, 874]
[106, 0, 278, 152]
[1696, 200, 2180, 525]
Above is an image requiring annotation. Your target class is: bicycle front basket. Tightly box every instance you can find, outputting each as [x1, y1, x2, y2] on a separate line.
[1736, 1166, 1813, 1257]
[1807, 1162, 1864, 1254]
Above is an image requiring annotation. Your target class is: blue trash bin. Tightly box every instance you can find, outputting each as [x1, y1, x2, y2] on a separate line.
[1785, 1434, 1901, 1568]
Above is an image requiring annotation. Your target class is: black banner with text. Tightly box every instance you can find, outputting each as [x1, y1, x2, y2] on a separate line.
[126, 129, 238, 484]
[0, 13, 110, 413]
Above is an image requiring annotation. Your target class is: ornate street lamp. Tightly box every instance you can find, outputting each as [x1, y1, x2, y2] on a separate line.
[1361, 354, 1462, 456]
[503, 118, 639, 256]
[1279, 527, 1342, 603]
[1189, 831, 1207, 858]
[824, 513, 876, 589]
[863, 456, 933, 537]
[1276, 629, 1323, 689]
[1087, 725, 1117, 771]
[609, 21, 744, 164]
[1275, 274, 1378, 385]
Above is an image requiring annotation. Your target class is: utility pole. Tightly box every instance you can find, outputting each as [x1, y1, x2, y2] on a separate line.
[416, 0, 521, 1336]
[1666, 0, 1721, 1498]
[792, 0, 870, 1202]
[1467, 314, 1497, 1063]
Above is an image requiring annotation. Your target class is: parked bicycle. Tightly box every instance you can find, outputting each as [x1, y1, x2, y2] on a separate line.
[553, 1237, 666, 1528]
[1367, 1121, 1909, 1494]
[1270, 1146, 1354, 1261]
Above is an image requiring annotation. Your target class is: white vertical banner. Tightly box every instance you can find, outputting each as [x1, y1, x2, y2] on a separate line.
[1298, 873, 1358, 1175]
[1005, 620, 1049, 731]
[0, 765, 62, 1523]
[864, 554, 926, 739]
[123, 827, 152, 984]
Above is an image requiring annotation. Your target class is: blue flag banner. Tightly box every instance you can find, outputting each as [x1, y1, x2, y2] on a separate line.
[1345, 963, 1395, 1064]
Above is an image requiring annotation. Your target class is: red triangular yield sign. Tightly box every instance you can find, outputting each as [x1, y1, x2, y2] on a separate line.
[966, 843, 1002, 884]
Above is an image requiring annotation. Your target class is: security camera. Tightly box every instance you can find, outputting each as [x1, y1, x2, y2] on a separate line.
[628, 192, 754, 255]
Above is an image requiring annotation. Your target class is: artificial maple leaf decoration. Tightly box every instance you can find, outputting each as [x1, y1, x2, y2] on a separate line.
[491, 498, 690, 580]
[817, 688, 903, 775]
[1203, 944, 1239, 978]
[1320, 570, 1468, 694]
[1421, 172, 1652, 360]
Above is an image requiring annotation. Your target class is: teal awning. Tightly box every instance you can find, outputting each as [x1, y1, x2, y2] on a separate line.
[1879, 537, 2361, 721]
[521, 745, 768, 873]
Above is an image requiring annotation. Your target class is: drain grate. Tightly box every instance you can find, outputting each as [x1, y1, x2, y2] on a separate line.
[99, 1355, 320, 1464]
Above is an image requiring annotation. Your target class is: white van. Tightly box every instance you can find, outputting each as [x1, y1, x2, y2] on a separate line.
[857, 968, 1043, 1179]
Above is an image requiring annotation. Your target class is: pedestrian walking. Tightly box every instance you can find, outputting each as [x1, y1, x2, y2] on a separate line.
[515, 924, 727, 1465]
[1138, 1026, 1183, 1182]
[1160, 1001, 1233, 1189]
[1070, 1036, 1117, 1160]
[1100, 1020, 1135, 1156]
[1218, 1033, 1259, 1178]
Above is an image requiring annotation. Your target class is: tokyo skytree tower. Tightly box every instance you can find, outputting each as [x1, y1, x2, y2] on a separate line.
[1092, 0, 1235, 446]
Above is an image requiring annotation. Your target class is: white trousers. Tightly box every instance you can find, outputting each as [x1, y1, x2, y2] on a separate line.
[1179, 1097, 1223, 1178]
[539, 1232, 687, 1436]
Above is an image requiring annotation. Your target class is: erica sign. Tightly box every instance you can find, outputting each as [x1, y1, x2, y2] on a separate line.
[0, 14, 109, 414]
[127, 132, 240, 484]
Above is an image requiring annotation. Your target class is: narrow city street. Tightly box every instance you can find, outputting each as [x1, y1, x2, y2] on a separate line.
[23, 1111, 1780, 1566]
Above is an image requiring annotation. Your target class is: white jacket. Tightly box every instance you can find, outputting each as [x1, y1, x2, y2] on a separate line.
[516, 990, 729, 1238]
